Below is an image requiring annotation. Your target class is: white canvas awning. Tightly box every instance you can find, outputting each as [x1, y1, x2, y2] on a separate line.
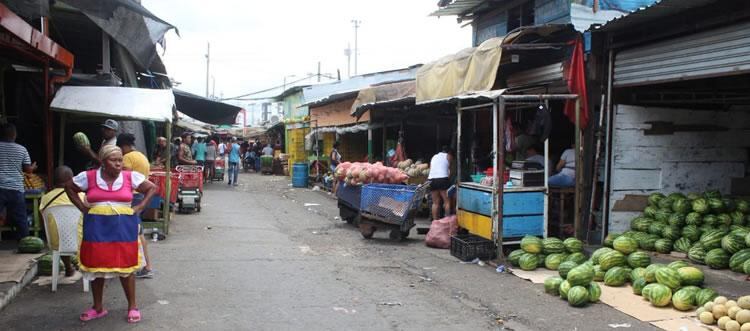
[51, 86, 174, 122]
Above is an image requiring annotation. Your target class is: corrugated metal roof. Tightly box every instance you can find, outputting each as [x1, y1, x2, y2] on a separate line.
[597, 0, 720, 32]
[430, 0, 487, 17]
[302, 66, 420, 106]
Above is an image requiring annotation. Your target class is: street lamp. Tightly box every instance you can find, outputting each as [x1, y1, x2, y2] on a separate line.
[282, 74, 296, 92]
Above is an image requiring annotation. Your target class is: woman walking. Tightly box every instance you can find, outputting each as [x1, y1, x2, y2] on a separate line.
[65, 145, 156, 323]
[428, 145, 453, 220]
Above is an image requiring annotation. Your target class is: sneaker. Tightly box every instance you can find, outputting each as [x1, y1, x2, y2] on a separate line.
[135, 268, 154, 279]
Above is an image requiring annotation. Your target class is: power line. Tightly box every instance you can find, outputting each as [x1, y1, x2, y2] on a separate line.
[220, 74, 321, 101]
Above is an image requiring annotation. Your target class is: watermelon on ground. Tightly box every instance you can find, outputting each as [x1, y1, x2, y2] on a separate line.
[613, 236, 639, 255]
[718, 213, 733, 226]
[644, 206, 658, 218]
[703, 215, 719, 227]
[648, 193, 665, 206]
[632, 278, 647, 295]
[558, 261, 579, 279]
[682, 225, 701, 242]
[567, 286, 589, 307]
[631, 217, 652, 232]
[647, 284, 673, 307]
[542, 237, 566, 254]
[544, 253, 566, 270]
[662, 226, 681, 241]
[591, 247, 613, 264]
[564, 252, 588, 265]
[588, 282, 601, 303]
[37, 254, 65, 276]
[630, 267, 647, 281]
[695, 288, 718, 306]
[653, 211, 671, 225]
[593, 265, 606, 282]
[722, 234, 746, 254]
[563, 237, 584, 253]
[654, 239, 673, 254]
[18, 236, 45, 254]
[747, 232, 750, 247]
[704, 248, 730, 269]
[639, 237, 658, 251]
[700, 230, 724, 249]
[672, 199, 691, 214]
[658, 197, 675, 210]
[599, 250, 627, 271]
[737, 200, 750, 213]
[559, 280, 572, 299]
[668, 213, 686, 228]
[655, 267, 681, 290]
[688, 245, 707, 265]
[685, 212, 702, 226]
[677, 266, 704, 286]
[604, 266, 629, 287]
[627, 251, 651, 268]
[667, 260, 690, 270]
[641, 283, 661, 301]
[508, 249, 525, 266]
[731, 211, 746, 226]
[729, 248, 750, 273]
[544, 276, 564, 295]
[644, 264, 666, 283]
[520, 236, 543, 254]
[708, 198, 725, 213]
[743, 259, 750, 275]
[672, 287, 697, 311]
[692, 198, 710, 214]
[674, 237, 692, 253]
[567, 264, 595, 286]
[519, 253, 540, 271]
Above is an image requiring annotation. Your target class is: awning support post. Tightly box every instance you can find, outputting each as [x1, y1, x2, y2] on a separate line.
[574, 98, 582, 239]
[163, 121, 172, 235]
[494, 98, 505, 260]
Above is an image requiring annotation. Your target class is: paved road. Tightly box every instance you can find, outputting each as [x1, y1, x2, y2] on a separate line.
[0, 173, 657, 330]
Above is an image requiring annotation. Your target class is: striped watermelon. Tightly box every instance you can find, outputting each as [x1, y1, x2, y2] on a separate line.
[544, 253, 566, 270]
[567, 286, 589, 307]
[688, 245, 707, 264]
[519, 253, 540, 271]
[700, 230, 725, 249]
[631, 217, 652, 232]
[647, 284, 673, 307]
[667, 260, 690, 270]
[603, 266, 629, 287]
[521, 236, 543, 254]
[559, 280, 572, 299]
[630, 267, 647, 281]
[588, 282, 602, 303]
[695, 288, 718, 306]
[593, 265, 606, 281]
[644, 206, 658, 218]
[671, 287, 697, 311]
[543, 237, 566, 254]
[544, 276, 564, 295]
[563, 237, 584, 253]
[648, 193, 665, 206]
[567, 264, 595, 286]
[685, 212, 702, 226]
[704, 248, 730, 269]
[682, 225, 701, 242]
[508, 249, 525, 266]
[641, 283, 661, 300]
[632, 277, 647, 295]
[668, 213, 686, 227]
[677, 266, 704, 286]
[729, 248, 750, 273]
[674, 237, 692, 253]
[662, 226, 681, 241]
[558, 261, 579, 279]
[721, 234, 746, 254]
[639, 236, 658, 251]
[627, 251, 651, 268]
[655, 267, 681, 290]
[565, 252, 588, 265]
[747, 232, 750, 247]
[654, 239, 673, 254]
[648, 222, 667, 236]
[613, 236, 639, 255]
[644, 263, 666, 283]
[718, 213, 733, 226]
[744, 259, 750, 274]
[599, 250, 626, 271]
[731, 211, 746, 226]
[591, 247, 613, 264]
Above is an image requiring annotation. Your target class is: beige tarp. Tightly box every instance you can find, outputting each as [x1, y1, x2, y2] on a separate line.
[350, 80, 416, 115]
[416, 25, 568, 104]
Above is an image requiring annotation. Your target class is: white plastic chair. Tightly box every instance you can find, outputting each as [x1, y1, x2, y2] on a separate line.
[41, 205, 88, 292]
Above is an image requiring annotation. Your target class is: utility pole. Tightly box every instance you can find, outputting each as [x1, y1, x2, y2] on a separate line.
[344, 43, 351, 78]
[317, 61, 321, 82]
[205, 42, 210, 98]
[351, 20, 361, 76]
[211, 76, 216, 99]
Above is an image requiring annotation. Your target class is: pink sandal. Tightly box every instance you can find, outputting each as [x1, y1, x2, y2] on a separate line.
[127, 309, 141, 323]
[80, 308, 108, 321]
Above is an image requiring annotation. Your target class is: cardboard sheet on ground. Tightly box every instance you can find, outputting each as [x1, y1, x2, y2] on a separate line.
[651, 317, 717, 331]
[0, 251, 44, 283]
[510, 267, 558, 284]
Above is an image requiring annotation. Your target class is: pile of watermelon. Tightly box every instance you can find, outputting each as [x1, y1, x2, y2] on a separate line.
[695, 295, 750, 330]
[621, 190, 750, 275]
[543, 265, 601, 308]
[508, 236, 585, 271]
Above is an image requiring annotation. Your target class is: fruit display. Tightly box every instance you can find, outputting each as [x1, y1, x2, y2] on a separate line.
[695, 295, 750, 330]
[627, 190, 750, 275]
[18, 236, 45, 253]
[508, 236, 587, 272]
[396, 159, 430, 178]
[334, 162, 408, 185]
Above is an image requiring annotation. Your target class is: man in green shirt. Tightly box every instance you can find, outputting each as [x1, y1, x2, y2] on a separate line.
[193, 137, 207, 167]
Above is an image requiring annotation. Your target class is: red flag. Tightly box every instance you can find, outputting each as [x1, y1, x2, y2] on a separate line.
[564, 37, 589, 129]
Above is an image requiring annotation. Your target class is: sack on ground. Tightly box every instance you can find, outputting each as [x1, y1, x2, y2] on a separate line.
[425, 215, 457, 249]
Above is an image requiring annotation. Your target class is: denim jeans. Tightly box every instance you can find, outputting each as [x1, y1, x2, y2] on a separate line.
[549, 173, 575, 188]
[0, 188, 28, 239]
[228, 162, 239, 184]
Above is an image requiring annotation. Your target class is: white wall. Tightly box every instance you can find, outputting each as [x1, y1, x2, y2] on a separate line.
[607, 104, 750, 233]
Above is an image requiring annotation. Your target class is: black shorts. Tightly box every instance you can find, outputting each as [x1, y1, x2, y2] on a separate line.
[430, 178, 451, 191]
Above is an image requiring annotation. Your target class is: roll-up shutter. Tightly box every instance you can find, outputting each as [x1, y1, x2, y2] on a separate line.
[614, 21, 750, 87]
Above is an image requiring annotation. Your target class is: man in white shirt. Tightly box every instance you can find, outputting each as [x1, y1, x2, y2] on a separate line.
[549, 144, 576, 187]
[262, 144, 274, 156]
[79, 119, 119, 164]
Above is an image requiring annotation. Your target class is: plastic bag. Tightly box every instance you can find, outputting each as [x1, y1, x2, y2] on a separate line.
[425, 215, 457, 249]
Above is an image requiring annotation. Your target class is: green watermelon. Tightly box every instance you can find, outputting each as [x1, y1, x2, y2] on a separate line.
[604, 266, 629, 286]
[508, 249, 525, 266]
[644, 263, 666, 283]
[746, 232, 750, 247]
[682, 225, 701, 242]
[567, 264, 595, 286]
[544, 253, 566, 270]
[641, 283, 661, 300]
[731, 227, 749, 240]
[695, 288, 718, 306]
[18, 236, 45, 253]
[667, 260, 690, 270]
[731, 211, 746, 226]
[737, 200, 750, 213]
[703, 215, 718, 227]
[542, 237, 566, 254]
[563, 237, 584, 253]
[672, 199, 691, 214]
[644, 206, 658, 218]
[688, 245, 706, 264]
[668, 213, 686, 228]
[559, 280, 572, 299]
[519, 253, 540, 271]
[704, 190, 721, 199]
[565, 252, 588, 265]
[593, 265, 606, 281]
[654, 239, 673, 254]
[654, 209, 671, 224]
[604, 233, 620, 248]
[544, 276, 564, 295]
[613, 236, 639, 255]
[676, 266, 704, 286]
[648, 193, 665, 206]
[722, 198, 736, 212]
[700, 230, 724, 249]
[639, 236, 658, 251]
[648, 222, 667, 236]
[520, 236, 543, 254]
[668, 193, 686, 200]
[708, 198, 724, 213]
[631, 217, 652, 232]
[729, 248, 750, 273]
[743, 259, 750, 275]
[674, 238, 692, 253]
[647, 284, 672, 307]
[658, 197, 675, 210]
[662, 226, 681, 241]
[721, 234, 746, 254]
[591, 247, 613, 264]
[558, 261, 579, 278]
[655, 267, 681, 290]
[692, 198, 710, 214]
[37, 254, 65, 276]
[627, 251, 651, 268]
[632, 277, 648, 295]
[717, 213, 733, 226]
[599, 250, 626, 271]
[687, 193, 701, 201]
[685, 212, 702, 226]
[671, 287, 697, 311]
[704, 248, 730, 269]
[567, 286, 589, 307]
[587, 282, 601, 303]
[631, 267, 647, 281]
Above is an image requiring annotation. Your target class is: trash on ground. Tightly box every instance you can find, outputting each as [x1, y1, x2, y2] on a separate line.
[312, 186, 320, 191]
[608, 323, 631, 328]
[460, 258, 481, 265]
[303, 203, 320, 207]
[205, 226, 212, 230]
[334, 216, 341, 221]
[418, 276, 432, 282]
[496, 265, 506, 273]
[379, 302, 403, 306]
[332, 307, 357, 314]
[157, 300, 170, 305]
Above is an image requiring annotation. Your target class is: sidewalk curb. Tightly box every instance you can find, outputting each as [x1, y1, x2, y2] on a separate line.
[0, 262, 37, 311]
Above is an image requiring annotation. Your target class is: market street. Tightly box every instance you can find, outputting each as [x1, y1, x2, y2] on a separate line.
[0, 172, 656, 331]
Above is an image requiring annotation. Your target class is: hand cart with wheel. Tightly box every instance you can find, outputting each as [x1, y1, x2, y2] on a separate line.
[212, 158, 225, 182]
[176, 165, 203, 213]
[336, 182, 361, 225]
[358, 182, 430, 240]
[260, 155, 273, 175]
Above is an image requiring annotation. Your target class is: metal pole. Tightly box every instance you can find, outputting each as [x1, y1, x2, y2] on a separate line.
[456, 101, 462, 185]
[601, 49, 615, 245]
[163, 121, 172, 235]
[495, 98, 506, 260]
[205, 42, 210, 98]
[574, 98, 582, 239]
[58, 113, 66, 166]
[352, 20, 361, 76]
[544, 100, 550, 240]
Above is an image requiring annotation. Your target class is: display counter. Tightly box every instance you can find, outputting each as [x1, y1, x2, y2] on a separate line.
[456, 182, 546, 244]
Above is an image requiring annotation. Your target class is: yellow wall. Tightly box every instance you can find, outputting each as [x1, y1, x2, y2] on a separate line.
[286, 127, 307, 176]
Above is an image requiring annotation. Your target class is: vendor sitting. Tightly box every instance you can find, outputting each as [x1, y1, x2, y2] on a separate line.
[525, 144, 545, 170]
[549, 144, 575, 188]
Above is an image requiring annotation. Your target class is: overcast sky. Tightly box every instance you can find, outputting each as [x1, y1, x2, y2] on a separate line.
[143, 0, 470, 101]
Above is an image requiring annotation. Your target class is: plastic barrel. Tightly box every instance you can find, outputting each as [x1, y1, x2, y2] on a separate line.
[291, 162, 309, 188]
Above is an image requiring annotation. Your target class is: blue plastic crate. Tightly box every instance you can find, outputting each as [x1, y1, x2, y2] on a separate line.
[336, 183, 362, 210]
[360, 184, 422, 223]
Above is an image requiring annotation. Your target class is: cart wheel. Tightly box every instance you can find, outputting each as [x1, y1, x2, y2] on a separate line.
[196, 203, 201, 213]
[359, 223, 375, 239]
[400, 230, 410, 239]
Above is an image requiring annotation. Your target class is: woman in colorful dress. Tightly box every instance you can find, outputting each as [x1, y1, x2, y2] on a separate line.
[65, 145, 156, 323]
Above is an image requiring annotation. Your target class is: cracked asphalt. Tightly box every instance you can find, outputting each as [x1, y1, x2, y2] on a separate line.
[0, 172, 657, 330]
